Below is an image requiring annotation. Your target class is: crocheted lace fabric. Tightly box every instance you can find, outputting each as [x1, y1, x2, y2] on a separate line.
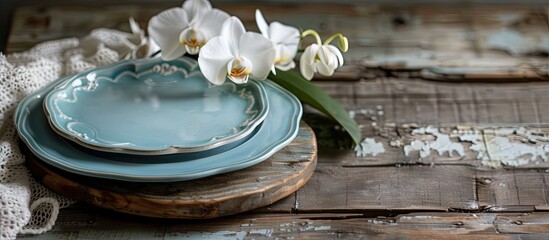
[0, 24, 154, 239]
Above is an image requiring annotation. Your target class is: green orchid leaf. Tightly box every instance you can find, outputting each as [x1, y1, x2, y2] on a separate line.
[268, 71, 361, 146]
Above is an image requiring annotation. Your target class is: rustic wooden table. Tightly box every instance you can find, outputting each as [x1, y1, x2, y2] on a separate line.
[9, 2, 549, 239]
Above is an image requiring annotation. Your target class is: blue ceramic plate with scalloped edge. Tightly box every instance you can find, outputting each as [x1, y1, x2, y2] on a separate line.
[15, 73, 302, 182]
[43, 57, 268, 155]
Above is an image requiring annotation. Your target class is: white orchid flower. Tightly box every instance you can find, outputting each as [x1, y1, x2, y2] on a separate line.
[198, 17, 276, 85]
[78, 18, 158, 60]
[127, 17, 161, 59]
[255, 9, 300, 72]
[147, 0, 229, 60]
[299, 30, 348, 80]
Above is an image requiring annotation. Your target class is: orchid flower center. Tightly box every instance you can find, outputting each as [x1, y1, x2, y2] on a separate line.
[274, 46, 290, 65]
[179, 28, 206, 55]
[273, 46, 295, 70]
[227, 57, 253, 83]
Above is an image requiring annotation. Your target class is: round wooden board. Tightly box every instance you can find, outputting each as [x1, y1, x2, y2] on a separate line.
[24, 122, 317, 219]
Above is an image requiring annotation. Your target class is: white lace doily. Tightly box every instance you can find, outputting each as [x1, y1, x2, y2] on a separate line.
[0, 21, 157, 239]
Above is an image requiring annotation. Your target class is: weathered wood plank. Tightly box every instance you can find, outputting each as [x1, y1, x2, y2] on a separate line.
[8, 4, 548, 80]
[330, 79, 549, 126]
[477, 170, 549, 209]
[311, 79, 549, 169]
[358, 6, 549, 80]
[495, 213, 549, 234]
[268, 164, 478, 212]
[24, 207, 549, 239]
[336, 125, 549, 169]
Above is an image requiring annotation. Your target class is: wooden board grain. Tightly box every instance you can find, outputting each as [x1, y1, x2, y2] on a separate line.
[476, 169, 549, 209]
[495, 213, 549, 234]
[322, 79, 549, 126]
[25, 122, 317, 219]
[7, 4, 548, 81]
[307, 79, 549, 170]
[265, 164, 478, 212]
[297, 164, 478, 211]
[21, 206, 549, 239]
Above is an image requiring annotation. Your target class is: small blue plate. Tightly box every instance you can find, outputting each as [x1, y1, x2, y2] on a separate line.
[16, 75, 302, 182]
[43, 57, 268, 155]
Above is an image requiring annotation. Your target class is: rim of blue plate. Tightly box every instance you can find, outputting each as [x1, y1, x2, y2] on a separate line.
[42, 57, 269, 155]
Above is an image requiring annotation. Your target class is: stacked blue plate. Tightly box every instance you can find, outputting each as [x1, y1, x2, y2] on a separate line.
[15, 57, 302, 182]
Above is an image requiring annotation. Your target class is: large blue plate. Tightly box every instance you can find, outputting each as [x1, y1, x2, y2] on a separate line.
[43, 58, 268, 155]
[16, 76, 302, 182]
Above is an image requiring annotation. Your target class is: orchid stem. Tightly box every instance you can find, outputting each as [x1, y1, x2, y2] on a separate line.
[323, 33, 349, 52]
[301, 29, 322, 45]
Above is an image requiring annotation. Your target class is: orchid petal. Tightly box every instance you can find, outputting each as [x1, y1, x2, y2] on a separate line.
[160, 45, 188, 60]
[300, 62, 315, 81]
[196, 9, 230, 40]
[301, 44, 319, 64]
[274, 45, 296, 70]
[198, 36, 234, 85]
[239, 32, 276, 80]
[269, 22, 300, 49]
[148, 8, 189, 33]
[316, 57, 335, 76]
[129, 17, 141, 34]
[300, 44, 319, 80]
[326, 44, 344, 67]
[183, 0, 212, 24]
[144, 37, 161, 58]
[316, 46, 337, 76]
[148, 8, 189, 60]
[255, 9, 270, 39]
[220, 17, 246, 55]
[276, 61, 295, 71]
[318, 46, 337, 68]
[253, 10, 300, 71]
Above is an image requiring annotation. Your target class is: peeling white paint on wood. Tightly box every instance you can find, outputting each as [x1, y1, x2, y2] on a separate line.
[515, 127, 549, 143]
[240, 222, 333, 237]
[400, 215, 439, 219]
[302, 225, 331, 231]
[460, 133, 549, 168]
[404, 126, 465, 158]
[355, 138, 385, 157]
[348, 108, 377, 119]
[389, 139, 403, 147]
[169, 230, 247, 240]
[458, 127, 549, 167]
[249, 228, 273, 237]
[403, 126, 549, 167]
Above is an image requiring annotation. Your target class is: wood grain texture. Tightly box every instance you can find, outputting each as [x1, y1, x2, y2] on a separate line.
[476, 170, 549, 209]
[495, 213, 549, 234]
[20, 207, 549, 239]
[319, 79, 549, 126]
[310, 79, 549, 170]
[7, 4, 548, 81]
[268, 164, 478, 212]
[25, 122, 317, 219]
